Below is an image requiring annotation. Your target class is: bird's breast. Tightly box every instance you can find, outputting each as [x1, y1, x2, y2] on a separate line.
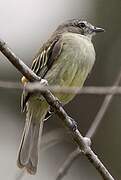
[45, 32, 95, 103]
[58, 33, 96, 85]
[61, 32, 95, 68]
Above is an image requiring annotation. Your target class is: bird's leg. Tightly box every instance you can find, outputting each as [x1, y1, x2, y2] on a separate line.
[44, 106, 55, 121]
[40, 81, 77, 131]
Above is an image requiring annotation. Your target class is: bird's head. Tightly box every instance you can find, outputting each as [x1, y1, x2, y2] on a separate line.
[57, 19, 105, 38]
[74, 20, 105, 37]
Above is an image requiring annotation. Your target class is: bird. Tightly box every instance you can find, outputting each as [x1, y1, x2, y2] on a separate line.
[17, 19, 104, 174]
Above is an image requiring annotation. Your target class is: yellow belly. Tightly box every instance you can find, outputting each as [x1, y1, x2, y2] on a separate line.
[45, 32, 95, 104]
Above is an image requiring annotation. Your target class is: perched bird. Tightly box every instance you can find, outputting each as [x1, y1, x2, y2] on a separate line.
[17, 19, 104, 174]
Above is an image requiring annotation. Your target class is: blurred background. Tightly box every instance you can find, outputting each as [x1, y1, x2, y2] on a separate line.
[0, 0, 121, 179]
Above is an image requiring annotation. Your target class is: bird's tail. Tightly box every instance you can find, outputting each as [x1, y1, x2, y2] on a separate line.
[17, 101, 47, 174]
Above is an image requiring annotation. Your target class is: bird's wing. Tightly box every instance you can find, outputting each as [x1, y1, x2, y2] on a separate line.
[21, 36, 63, 112]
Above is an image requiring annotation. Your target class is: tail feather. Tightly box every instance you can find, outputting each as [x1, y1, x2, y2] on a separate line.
[26, 120, 44, 174]
[17, 113, 32, 168]
[17, 113, 44, 174]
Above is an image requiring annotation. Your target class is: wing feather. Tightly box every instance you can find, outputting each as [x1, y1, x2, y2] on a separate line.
[21, 36, 63, 112]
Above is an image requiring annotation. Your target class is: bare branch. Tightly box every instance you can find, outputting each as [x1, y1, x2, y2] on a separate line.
[0, 81, 22, 89]
[0, 80, 121, 95]
[56, 145, 115, 180]
[27, 82, 121, 95]
[0, 38, 114, 180]
[84, 147, 114, 180]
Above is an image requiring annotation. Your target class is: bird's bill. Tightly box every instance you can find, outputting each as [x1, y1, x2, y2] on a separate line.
[93, 27, 105, 33]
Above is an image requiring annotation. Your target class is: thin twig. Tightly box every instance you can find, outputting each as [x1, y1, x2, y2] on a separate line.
[0, 80, 121, 95]
[0, 81, 22, 89]
[27, 82, 121, 95]
[57, 146, 114, 180]
[0, 38, 114, 180]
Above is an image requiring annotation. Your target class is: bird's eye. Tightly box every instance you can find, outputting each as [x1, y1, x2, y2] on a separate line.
[79, 22, 86, 28]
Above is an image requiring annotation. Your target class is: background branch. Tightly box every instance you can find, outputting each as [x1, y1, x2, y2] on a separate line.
[0, 38, 114, 180]
[86, 69, 121, 138]
[56, 148, 81, 180]
[0, 80, 121, 95]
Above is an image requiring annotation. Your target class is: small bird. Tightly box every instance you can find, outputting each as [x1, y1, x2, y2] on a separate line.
[17, 19, 104, 174]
